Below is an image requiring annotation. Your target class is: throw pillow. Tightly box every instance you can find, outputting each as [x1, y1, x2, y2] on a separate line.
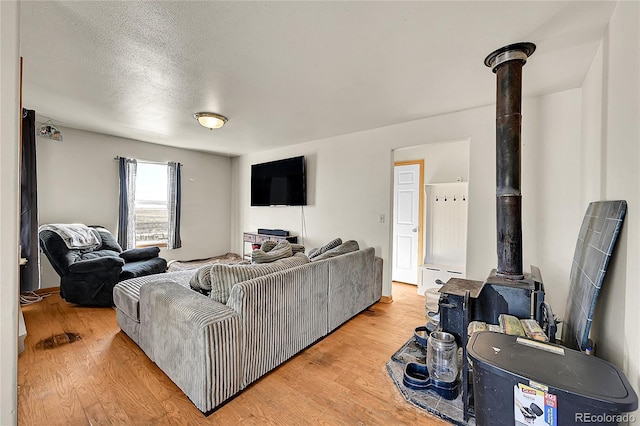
[260, 240, 277, 252]
[311, 240, 359, 261]
[308, 237, 342, 259]
[291, 243, 305, 254]
[210, 252, 310, 304]
[252, 240, 292, 264]
[92, 226, 123, 252]
[190, 263, 213, 294]
[190, 257, 250, 294]
[262, 240, 304, 254]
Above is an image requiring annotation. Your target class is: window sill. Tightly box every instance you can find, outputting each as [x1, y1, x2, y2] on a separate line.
[136, 242, 167, 248]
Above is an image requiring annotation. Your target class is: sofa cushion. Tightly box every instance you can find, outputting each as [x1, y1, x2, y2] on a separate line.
[308, 238, 342, 259]
[210, 252, 310, 304]
[252, 240, 292, 264]
[291, 244, 305, 254]
[311, 240, 360, 261]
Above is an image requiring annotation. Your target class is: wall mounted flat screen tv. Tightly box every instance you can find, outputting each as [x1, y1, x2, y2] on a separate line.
[251, 156, 307, 206]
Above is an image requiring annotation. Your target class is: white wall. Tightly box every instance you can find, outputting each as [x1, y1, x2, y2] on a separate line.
[36, 126, 233, 288]
[0, 2, 20, 424]
[393, 139, 470, 184]
[231, 134, 393, 261]
[584, 0, 640, 411]
[580, 41, 604, 206]
[523, 90, 584, 313]
[231, 88, 584, 320]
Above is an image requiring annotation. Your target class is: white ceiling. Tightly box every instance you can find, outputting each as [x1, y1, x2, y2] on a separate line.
[20, 1, 616, 157]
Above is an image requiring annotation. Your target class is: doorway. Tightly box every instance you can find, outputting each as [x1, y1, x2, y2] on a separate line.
[391, 160, 424, 284]
[391, 139, 471, 293]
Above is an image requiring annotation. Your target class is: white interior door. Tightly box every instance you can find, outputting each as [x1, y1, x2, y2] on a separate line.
[392, 163, 420, 284]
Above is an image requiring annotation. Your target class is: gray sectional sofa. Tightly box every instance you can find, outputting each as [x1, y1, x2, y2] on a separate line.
[113, 247, 382, 413]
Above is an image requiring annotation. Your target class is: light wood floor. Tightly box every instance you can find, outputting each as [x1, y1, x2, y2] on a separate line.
[18, 282, 446, 425]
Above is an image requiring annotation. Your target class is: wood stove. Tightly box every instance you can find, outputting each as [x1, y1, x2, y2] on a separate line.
[433, 42, 556, 420]
[437, 42, 553, 346]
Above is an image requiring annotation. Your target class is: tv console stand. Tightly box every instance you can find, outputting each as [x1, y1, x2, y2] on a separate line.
[242, 232, 298, 259]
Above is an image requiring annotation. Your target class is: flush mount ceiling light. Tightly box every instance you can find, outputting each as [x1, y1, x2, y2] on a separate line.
[194, 112, 227, 130]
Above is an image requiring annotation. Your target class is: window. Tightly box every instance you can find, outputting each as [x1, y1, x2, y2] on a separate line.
[118, 157, 181, 250]
[134, 162, 168, 247]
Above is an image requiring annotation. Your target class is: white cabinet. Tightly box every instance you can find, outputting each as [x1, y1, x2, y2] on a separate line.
[424, 182, 468, 266]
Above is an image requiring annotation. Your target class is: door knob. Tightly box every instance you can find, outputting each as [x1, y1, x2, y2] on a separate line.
[412, 228, 418, 232]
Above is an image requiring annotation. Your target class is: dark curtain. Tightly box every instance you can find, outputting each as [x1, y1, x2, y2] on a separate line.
[117, 157, 128, 247]
[167, 162, 182, 249]
[117, 157, 137, 249]
[20, 109, 40, 292]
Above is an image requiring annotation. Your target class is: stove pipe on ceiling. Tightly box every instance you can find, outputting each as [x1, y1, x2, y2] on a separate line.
[484, 42, 536, 280]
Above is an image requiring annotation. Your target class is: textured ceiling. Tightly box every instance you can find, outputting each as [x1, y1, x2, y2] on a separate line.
[20, 1, 615, 156]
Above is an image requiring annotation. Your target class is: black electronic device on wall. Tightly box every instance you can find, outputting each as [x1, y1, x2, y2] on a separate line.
[251, 156, 307, 206]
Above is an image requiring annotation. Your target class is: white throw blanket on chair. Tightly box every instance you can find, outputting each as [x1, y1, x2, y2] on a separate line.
[39, 223, 102, 250]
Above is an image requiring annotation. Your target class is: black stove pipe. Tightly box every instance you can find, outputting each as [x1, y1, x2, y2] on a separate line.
[484, 42, 535, 280]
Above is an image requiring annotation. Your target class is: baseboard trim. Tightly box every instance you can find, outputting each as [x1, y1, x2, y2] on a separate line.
[380, 295, 393, 304]
[33, 287, 60, 295]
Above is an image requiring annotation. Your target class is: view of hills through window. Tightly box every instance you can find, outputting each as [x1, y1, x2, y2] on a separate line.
[135, 162, 168, 246]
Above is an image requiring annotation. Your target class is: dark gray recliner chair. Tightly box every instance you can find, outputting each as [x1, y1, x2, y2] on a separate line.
[39, 225, 167, 306]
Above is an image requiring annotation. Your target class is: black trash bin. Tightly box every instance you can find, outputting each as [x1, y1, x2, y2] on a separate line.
[467, 332, 637, 425]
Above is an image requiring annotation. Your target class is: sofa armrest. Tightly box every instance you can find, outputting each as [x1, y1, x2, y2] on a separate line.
[68, 256, 125, 273]
[326, 247, 377, 332]
[139, 281, 242, 413]
[374, 256, 383, 302]
[120, 246, 160, 262]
